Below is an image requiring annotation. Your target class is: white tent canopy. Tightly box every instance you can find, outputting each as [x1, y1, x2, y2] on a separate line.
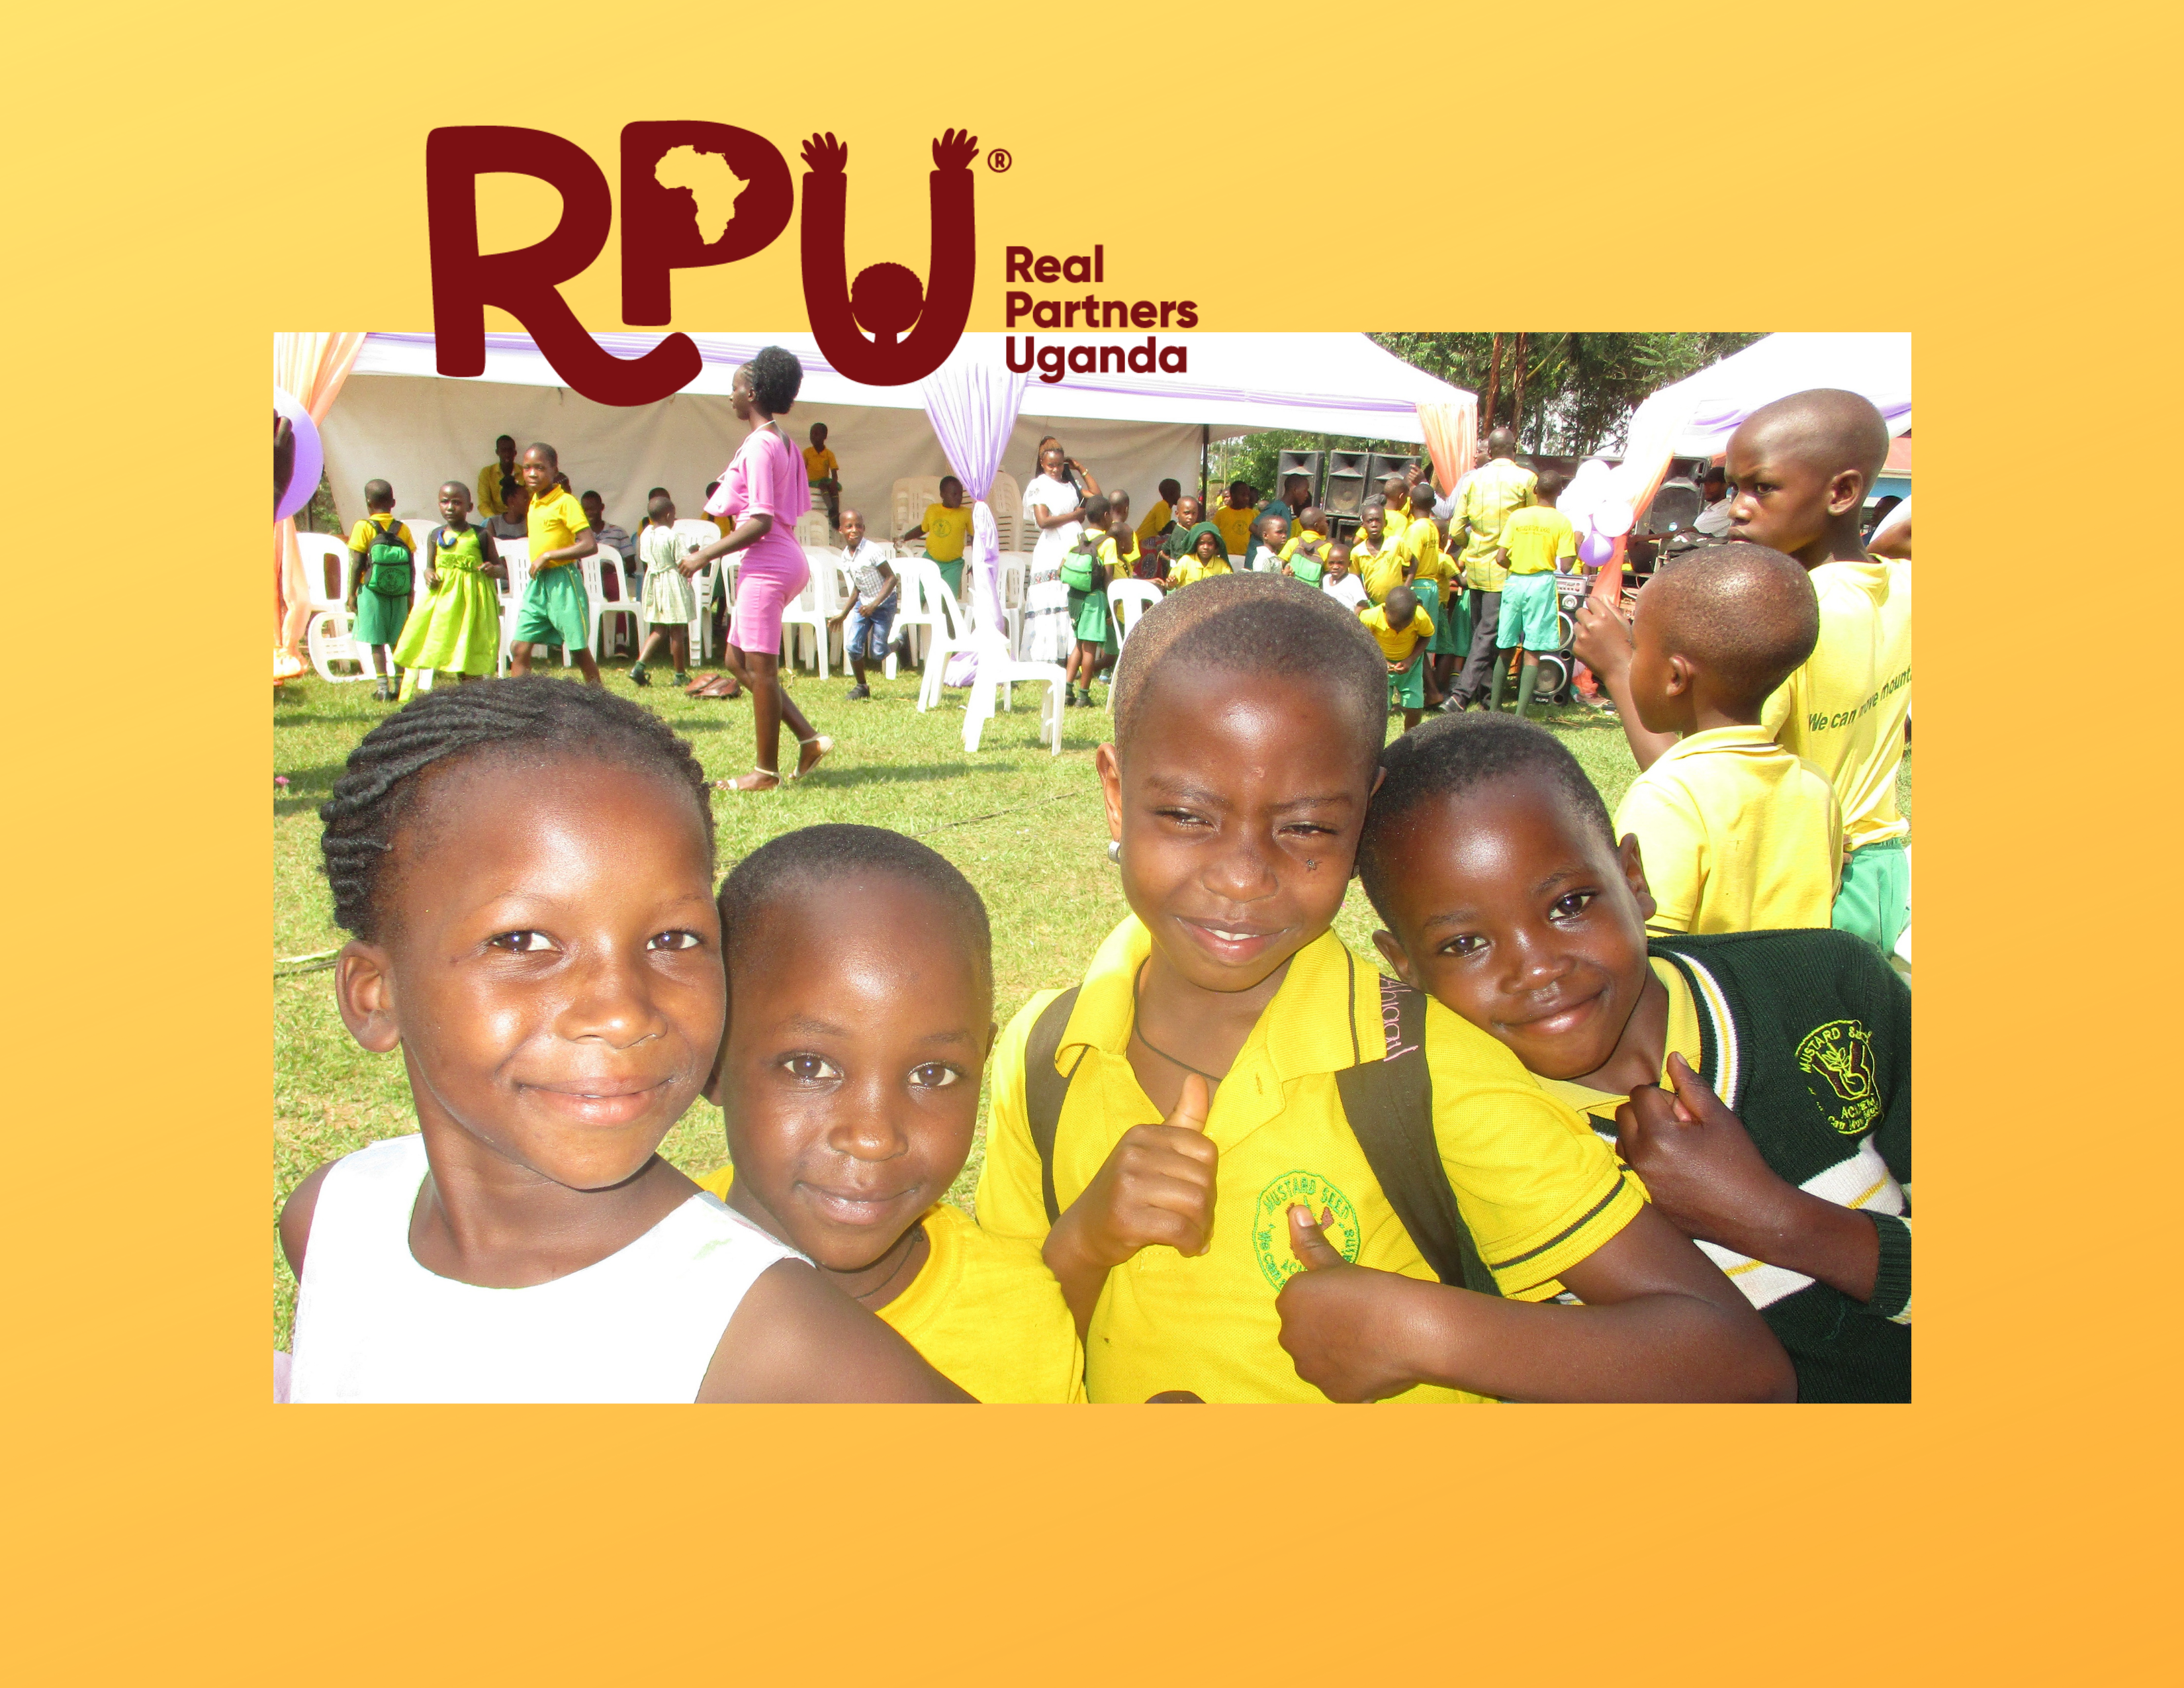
[1649, 332, 1911, 457]
[325, 332, 1472, 539]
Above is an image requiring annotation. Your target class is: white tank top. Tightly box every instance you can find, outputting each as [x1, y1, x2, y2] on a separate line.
[288, 1135, 802, 1403]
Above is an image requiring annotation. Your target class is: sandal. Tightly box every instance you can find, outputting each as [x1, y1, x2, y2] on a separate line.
[711, 769, 781, 793]
[788, 734, 833, 779]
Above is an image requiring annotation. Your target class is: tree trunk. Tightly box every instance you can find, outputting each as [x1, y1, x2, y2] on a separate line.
[1511, 332, 1529, 448]
[1484, 334, 1504, 432]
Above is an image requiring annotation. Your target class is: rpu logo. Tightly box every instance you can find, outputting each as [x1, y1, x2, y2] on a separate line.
[425, 126, 979, 406]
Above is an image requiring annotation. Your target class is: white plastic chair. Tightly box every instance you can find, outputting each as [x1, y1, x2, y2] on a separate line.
[995, 555, 1028, 655]
[304, 608, 377, 683]
[1107, 577, 1161, 650]
[914, 561, 982, 712]
[891, 475, 944, 543]
[498, 552, 572, 672]
[986, 472, 1023, 553]
[889, 551, 947, 674]
[295, 532, 352, 612]
[582, 553, 641, 660]
[794, 509, 833, 547]
[778, 549, 838, 675]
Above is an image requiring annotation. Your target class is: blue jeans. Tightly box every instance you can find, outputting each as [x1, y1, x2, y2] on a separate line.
[845, 598, 897, 661]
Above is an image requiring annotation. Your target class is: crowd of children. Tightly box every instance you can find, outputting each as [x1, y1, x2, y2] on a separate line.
[284, 388, 1909, 1403]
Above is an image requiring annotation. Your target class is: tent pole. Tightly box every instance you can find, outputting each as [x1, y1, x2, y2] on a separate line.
[1199, 424, 1209, 507]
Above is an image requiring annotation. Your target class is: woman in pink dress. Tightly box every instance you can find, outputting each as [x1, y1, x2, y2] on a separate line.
[691, 346, 833, 790]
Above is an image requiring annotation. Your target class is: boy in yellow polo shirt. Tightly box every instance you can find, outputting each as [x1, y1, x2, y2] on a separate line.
[1488, 465, 1578, 719]
[1136, 479, 1181, 547]
[1353, 500, 1403, 602]
[1612, 543, 1841, 933]
[1213, 481, 1257, 563]
[1575, 390, 1910, 954]
[508, 442, 603, 686]
[1361, 582, 1433, 731]
[698, 824, 1084, 1402]
[802, 422, 841, 530]
[1277, 506, 1332, 567]
[1449, 426, 1537, 710]
[976, 573, 1792, 1403]
[901, 474, 973, 600]
[1358, 714, 1910, 1400]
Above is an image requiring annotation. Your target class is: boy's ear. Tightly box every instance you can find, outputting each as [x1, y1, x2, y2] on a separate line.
[1826, 467, 1867, 518]
[1371, 928, 1419, 988]
[1617, 832, 1659, 924]
[334, 942, 402, 1053]
[1664, 652, 1694, 698]
[1094, 741, 1125, 843]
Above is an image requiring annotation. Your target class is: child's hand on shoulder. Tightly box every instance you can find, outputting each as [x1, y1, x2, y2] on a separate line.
[1274, 1205, 1429, 1401]
[1615, 1054, 1793, 1254]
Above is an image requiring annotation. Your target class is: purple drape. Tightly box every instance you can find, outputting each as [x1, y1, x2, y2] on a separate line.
[921, 356, 1026, 681]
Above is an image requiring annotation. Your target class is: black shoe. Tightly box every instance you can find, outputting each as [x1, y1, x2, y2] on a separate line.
[629, 664, 651, 687]
[845, 683, 871, 701]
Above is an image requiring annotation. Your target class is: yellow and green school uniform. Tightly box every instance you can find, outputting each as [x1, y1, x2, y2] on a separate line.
[1494, 504, 1577, 652]
[1363, 601, 1435, 710]
[695, 1168, 1085, 1402]
[1354, 535, 1404, 604]
[1212, 503, 1255, 559]
[1169, 555, 1233, 588]
[978, 920, 1642, 1403]
[392, 522, 502, 678]
[1613, 727, 1843, 935]
[919, 501, 973, 597]
[1760, 557, 1912, 955]
[801, 445, 839, 483]
[1454, 458, 1538, 591]
[514, 485, 592, 650]
[1396, 518, 1461, 654]
[346, 515, 415, 646]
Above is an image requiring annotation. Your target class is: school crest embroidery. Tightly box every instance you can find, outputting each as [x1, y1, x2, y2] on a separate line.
[1253, 1170, 1361, 1288]
[1796, 1019, 1880, 1135]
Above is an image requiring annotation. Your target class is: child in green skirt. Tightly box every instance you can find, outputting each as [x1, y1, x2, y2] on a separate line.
[346, 480, 415, 702]
[1061, 494, 1112, 707]
[392, 482, 507, 694]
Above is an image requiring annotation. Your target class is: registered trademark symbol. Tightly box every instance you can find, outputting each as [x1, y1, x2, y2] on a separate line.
[987, 148, 1012, 172]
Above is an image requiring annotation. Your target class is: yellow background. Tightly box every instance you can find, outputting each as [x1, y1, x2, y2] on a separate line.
[8, 1, 2177, 1680]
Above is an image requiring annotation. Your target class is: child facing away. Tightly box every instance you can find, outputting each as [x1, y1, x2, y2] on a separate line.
[485, 484, 529, 543]
[1576, 389, 1911, 957]
[629, 493, 699, 689]
[1614, 542, 1841, 935]
[830, 508, 898, 702]
[901, 474, 972, 602]
[974, 574, 1792, 1403]
[280, 681, 970, 1402]
[1317, 540, 1367, 612]
[1362, 581, 1434, 733]
[1447, 426, 1537, 711]
[693, 825, 1085, 1401]
[507, 443, 604, 687]
[1488, 465, 1579, 719]
[389, 481, 505, 688]
[1057, 492, 1113, 707]
[345, 481, 415, 702]
[1357, 714, 1909, 1400]
[1137, 478, 1182, 545]
[803, 422, 842, 529]
[1279, 505, 1332, 567]
[1214, 481, 1257, 563]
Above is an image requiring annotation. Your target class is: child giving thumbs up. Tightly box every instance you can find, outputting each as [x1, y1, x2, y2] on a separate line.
[1041, 1074, 1213, 1338]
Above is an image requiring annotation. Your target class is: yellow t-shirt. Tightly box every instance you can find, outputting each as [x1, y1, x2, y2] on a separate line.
[525, 485, 591, 570]
[1613, 726, 1844, 935]
[347, 514, 414, 559]
[1351, 536, 1401, 602]
[692, 1169, 1085, 1402]
[919, 502, 972, 561]
[1497, 504, 1578, 575]
[802, 445, 839, 481]
[1134, 500, 1173, 543]
[1395, 519, 1452, 588]
[1760, 559, 1911, 851]
[1169, 556, 1232, 587]
[1361, 602, 1433, 663]
[1455, 459, 1538, 590]
[476, 463, 515, 519]
[1097, 533, 1142, 574]
[1212, 504, 1255, 557]
[1278, 528, 1330, 563]
[976, 919, 1643, 1404]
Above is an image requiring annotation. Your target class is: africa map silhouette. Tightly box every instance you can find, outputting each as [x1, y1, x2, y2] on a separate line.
[654, 145, 749, 242]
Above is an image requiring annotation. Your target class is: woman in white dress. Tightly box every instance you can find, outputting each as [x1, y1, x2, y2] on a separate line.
[1021, 440, 1100, 663]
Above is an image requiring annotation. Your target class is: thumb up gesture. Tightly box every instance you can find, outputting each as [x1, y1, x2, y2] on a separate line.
[1275, 1204, 1420, 1402]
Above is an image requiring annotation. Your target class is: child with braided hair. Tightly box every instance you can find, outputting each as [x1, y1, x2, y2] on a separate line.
[281, 679, 970, 1403]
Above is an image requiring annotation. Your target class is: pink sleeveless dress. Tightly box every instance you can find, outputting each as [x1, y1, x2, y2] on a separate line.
[705, 425, 812, 653]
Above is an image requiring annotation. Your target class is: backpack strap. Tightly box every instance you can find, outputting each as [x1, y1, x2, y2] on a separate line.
[1022, 986, 1085, 1227]
[1334, 969, 1500, 1295]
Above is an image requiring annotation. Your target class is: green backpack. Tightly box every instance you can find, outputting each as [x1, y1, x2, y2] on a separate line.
[364, 518, 413, 596]
[1019, 966, 1501, 1293]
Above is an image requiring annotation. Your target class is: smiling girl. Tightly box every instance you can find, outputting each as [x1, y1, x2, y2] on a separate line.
[280, 681, 967, 1403]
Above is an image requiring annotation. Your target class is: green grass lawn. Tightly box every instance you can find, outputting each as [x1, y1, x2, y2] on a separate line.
[273, 659, 1910, 1344]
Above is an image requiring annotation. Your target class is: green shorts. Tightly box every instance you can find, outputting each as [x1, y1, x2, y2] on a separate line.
[933, 557, 965, 599]
[1833, 835, 1910, 956]
[351, 583, 411, 647]
[514, 564, 589, 651]
[1496, 569, 1562, 652]
[1388, 658, 1426, 710]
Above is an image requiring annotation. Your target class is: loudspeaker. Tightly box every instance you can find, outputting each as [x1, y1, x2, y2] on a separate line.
[1367, 453, 1422, 493]
[1324, 450, 1370, 516]
[1640, 479, 1704, 536]
[1277, 450, 1322, 504]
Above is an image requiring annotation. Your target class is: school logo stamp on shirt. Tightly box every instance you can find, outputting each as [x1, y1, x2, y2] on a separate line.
[1796, 1019, 1880, 1135]
[1253, 1171, 1360, 1288]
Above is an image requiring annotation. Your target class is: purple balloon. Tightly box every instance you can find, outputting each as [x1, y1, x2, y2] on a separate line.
[1579, 530, 1615, 567]
[274, 386, 322, 524]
